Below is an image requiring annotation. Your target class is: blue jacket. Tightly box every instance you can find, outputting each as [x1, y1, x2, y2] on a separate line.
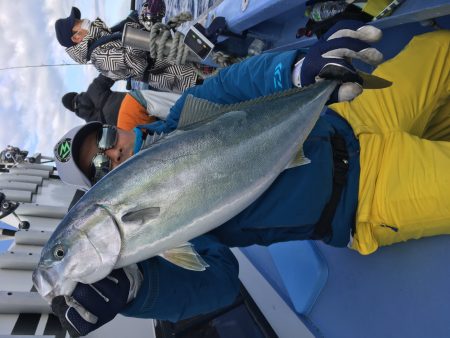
[123, 50, 360, 321]
[122, 234, 240, 322]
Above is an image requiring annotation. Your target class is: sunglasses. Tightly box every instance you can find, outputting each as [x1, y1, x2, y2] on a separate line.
[89, 125, 118, 184]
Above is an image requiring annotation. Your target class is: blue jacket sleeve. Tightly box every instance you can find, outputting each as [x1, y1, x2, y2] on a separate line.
[140, 50, 299, 134]
[120, 234, 240, 322]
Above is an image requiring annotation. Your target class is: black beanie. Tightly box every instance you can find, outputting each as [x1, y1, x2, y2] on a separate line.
[62, 92, 78, 112]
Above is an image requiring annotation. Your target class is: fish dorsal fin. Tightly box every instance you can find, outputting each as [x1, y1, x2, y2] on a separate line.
[144, 132, 166, 148]
[152, 132, 164, 142]
[159, 242, 209, 271]
[121, 207, 160, 225]
[178, 84, 335, 130]
[178, 95, 223, 129]
[285, 147, 311, 170]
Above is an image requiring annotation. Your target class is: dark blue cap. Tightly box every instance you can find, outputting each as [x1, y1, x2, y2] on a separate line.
[55, 7, 81, 48]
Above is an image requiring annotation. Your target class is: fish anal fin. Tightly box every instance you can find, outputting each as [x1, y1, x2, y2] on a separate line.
[159, 242, 209, 271]
[286, 147, 311, 170]
[121, 207, 160, 225]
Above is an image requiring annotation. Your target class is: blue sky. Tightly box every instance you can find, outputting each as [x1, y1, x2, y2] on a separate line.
[0, 0, 216, 157]
[0, 221, 15, 253]
[0, 0, 129, 156]
[0, 241, 12, 253]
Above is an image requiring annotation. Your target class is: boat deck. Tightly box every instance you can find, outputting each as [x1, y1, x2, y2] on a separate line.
[200, 1, 450, 337]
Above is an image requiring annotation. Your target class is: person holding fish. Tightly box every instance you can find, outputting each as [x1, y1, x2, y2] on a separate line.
[40, 20, 450, 337]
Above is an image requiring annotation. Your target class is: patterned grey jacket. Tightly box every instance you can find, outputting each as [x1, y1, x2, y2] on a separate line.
[65, 18, 200, 93]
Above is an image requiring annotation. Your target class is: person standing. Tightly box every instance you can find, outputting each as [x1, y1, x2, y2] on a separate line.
[61, 74, 181, 131]
[61, 74, 125, 125]
[54, 3, 204, 93]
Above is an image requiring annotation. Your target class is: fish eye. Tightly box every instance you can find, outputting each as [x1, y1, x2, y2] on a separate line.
[52, 245, 65, 260]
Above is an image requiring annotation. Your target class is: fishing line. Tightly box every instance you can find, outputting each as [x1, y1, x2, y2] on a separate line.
[0, 63, 93, 71]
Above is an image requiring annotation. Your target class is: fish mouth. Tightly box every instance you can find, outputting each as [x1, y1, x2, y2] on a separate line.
[32, 268, 53, 301]
[32, 267, 76, 303]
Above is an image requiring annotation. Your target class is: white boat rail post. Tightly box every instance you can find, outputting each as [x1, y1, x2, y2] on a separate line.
[0, 174, 44, 185]
[15, 205, 67, 219]
[0, 291, 51, 314]
[1, 228, 51, 246]
[15, 163, 54, 173]
[7, 168, 50, 179]
[0, 251, 40, 270]
[0, 191, 32, 204]
[14, 230, 52, 246]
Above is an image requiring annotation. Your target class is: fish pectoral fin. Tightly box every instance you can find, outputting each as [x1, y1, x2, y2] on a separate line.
[159, 242, 209, 271]
[285, 147, 311, 170]
[121, 207, 160, 224]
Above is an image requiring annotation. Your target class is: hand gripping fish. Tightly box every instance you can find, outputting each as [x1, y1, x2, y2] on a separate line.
[33, 81, 336, 301]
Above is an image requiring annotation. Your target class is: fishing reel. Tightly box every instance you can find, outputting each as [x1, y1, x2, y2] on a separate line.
[0, 192, 30, 230]
[0, 145, 28, 164]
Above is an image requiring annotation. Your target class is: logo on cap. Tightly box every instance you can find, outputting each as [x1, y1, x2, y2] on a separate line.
[54, 138, 72, 162]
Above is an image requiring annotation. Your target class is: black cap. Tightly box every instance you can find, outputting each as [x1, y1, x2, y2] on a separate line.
[55, 7, 81, 48]
[143, 0, 166, 22]
[149, 0, 166, 21]
[62, 92, 78, 112]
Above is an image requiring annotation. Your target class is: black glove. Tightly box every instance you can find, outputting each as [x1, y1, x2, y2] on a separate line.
[294, 20, 383, 103]
[51, 268, 140, 337]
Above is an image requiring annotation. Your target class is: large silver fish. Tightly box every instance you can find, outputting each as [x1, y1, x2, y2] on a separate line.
[33, 81, 336, 301]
